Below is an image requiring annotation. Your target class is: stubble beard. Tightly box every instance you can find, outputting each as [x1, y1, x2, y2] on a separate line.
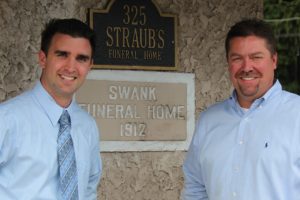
[238, 83, 260, 98]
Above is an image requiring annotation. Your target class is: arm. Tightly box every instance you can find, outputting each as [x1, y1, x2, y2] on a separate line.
[0, 111, 16, 166]
[85, 122, 102, 200]
[182, 117, 208, 200]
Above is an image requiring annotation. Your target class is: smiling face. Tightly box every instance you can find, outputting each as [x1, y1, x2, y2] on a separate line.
[227, 35, 277, 108]
[39, 33, 92, 107]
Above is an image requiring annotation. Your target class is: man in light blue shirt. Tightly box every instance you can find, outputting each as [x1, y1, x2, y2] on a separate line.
[182, 19, 300, 200]
[0, 18, 102, 199]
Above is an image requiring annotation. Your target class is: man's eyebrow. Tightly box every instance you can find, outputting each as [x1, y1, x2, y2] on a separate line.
[54, 50, 69, 55]
[250, 52, 264, 56]
[229, 53, 242, 58]
[229, 51, 264, 57]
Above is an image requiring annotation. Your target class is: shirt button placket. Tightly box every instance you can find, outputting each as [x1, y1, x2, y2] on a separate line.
[232, 116, 249, 200]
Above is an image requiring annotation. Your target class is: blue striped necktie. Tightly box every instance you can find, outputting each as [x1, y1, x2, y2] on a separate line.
[58, 110, 79, 200]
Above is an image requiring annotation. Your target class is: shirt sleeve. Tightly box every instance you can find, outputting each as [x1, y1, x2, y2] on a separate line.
[0, 110, 16, 166]
[85, 121, 102, 200]
[182, 116, 208, 200]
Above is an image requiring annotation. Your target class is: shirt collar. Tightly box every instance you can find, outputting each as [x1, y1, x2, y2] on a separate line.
[261, 79, 282, 102]
[32, 81, 77, 126]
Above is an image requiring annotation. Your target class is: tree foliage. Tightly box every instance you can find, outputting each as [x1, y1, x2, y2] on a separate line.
[264, 0, 300, 94]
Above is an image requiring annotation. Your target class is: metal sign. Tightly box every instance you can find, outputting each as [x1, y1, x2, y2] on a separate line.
[88, 0, 178, 70]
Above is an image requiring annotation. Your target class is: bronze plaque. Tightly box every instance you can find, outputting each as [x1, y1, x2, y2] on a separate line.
[88, 0, 178, 70]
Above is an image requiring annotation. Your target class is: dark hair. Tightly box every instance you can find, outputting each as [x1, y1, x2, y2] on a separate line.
[41, 18, 95, 56]
[225, 19, 277, 58]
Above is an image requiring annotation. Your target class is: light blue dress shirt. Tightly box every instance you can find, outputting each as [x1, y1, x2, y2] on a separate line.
[182, 80, 300, 200]
[0, 81, 102, 200]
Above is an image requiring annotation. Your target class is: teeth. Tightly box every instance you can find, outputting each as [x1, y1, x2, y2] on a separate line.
[241, 77, 255, 80]
[61, 75, 75, 80]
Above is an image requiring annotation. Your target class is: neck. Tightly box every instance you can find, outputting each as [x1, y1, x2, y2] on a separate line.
[55, 97, 72, 108]
[40, 79, 73, 108]
[237, 97, 253, 109]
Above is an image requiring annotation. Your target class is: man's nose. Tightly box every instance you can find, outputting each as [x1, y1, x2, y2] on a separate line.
[64, 57, 76, 71]
[241, 57, 253, 72]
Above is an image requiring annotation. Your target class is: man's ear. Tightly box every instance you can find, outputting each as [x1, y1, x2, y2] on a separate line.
[89, 59, 94, 70]
[38, 50, 47, 69]
[272, 52, 278, 70]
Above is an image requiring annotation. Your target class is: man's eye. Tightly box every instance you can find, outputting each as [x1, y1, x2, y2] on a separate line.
[56, 52, 67, 57]
[252, 56, 263, 60]
[231, 57, 241, 61]
[77, 56, 89, 62]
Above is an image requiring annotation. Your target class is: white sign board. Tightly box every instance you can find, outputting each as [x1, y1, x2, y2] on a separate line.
[76, 70, 195, 152]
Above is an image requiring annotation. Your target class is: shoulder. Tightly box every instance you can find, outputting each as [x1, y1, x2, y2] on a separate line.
[0, 91, 34, 140]
[270, 81, 300, 108]
[193, 99, 229, 136]
[199, 99, 230, 121]
[277, 90, 300, 110]
[280, 90, 300, 103]
[278, 90, 300, 115]
[0, 91, 34, 117]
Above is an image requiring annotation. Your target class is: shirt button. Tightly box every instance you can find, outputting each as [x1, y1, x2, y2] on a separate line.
[239, 140, 243, 145]
[234, 166, 239, 171]
[232, 192, 237, 197]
